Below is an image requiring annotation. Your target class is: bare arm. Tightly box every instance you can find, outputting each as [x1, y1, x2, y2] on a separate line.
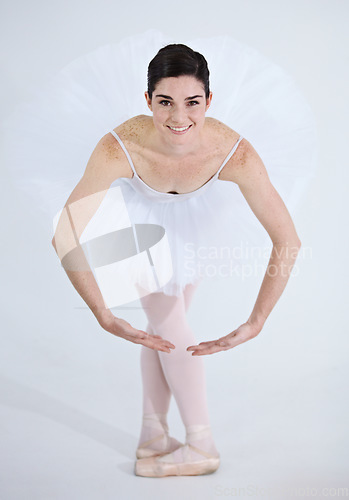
[52, 134, 120, 322]
[52, 132, 175, 353]
[52, 196, 108, 324]
[233, 139, 301, 331]
[187, 138, 301, 355]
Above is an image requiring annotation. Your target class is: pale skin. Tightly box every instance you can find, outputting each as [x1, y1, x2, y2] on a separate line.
[52, 75, 301, 356]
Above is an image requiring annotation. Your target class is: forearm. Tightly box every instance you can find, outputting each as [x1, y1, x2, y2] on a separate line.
[66, 268, 113, 325]
[52, 237, 114, 326]
[51, 194, 117, 325]
[247, 240, 301, 331]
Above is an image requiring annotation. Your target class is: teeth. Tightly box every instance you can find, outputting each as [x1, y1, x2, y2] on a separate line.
[169, 125, 191, 132]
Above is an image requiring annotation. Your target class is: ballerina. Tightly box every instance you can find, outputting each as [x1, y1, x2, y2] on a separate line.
[51, 42, 303, 477]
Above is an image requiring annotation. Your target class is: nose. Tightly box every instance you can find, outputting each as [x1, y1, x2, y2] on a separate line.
[171, 105, 188, 125]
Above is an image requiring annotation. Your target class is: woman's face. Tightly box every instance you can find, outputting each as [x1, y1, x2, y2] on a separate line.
[145, 75, 212, 145]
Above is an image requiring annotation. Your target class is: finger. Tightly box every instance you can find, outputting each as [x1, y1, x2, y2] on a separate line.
[147, 338, 175, 353]
[191, 344, 225, 355]
[193, 335, 245, 354]
[189, 340, 219, 350]
[191, 347, 222, 356]
[160, 340, 175, 349]
[153, 344, 173, 353]
[187, 338, 224, 350]
[157, 342, 176, 351]
[150, 338, 175, 348]
[137, 331, 175, 349]
[145, 332, 175, 349]
[196, 335, 236, 348]
[187, 342, 211, 350]
[187, 343, 208, 350]
[122, 332, 175, 351]
[141, 338, 171, 353]
[190, 339, 231, 355]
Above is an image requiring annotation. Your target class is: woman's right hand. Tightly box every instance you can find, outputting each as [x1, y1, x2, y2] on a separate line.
[97, 310, 176, 353]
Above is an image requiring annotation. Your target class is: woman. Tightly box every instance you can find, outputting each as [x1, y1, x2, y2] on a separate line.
[52, 43, 302, 477]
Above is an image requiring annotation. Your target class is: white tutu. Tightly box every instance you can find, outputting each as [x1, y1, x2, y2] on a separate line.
[2, 29, 318, 299]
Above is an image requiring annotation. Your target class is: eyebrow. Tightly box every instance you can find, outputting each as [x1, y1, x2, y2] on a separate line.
[155, 94, 204, 100]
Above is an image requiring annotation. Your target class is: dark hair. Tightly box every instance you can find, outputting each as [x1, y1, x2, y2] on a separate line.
[147, 43, 210, 100]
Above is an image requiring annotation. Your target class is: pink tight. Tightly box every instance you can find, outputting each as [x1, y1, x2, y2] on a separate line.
[139, 282, 211, 427]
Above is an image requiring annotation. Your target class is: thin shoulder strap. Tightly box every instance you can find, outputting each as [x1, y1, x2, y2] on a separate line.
[216, 135, 244, 176]
[110, 130, 137, 176]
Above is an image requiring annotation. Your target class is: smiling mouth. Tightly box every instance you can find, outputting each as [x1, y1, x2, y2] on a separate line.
[167, 125, 192, 132]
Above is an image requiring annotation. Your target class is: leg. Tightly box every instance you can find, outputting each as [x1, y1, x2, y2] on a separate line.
[139, 286, 219, 463]
[137, 282, 200, 454]
[140, 282, 199, 415]
[140, 284, 209, 426]
[140, 321, 172, 416]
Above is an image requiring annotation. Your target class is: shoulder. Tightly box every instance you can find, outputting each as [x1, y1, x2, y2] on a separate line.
[204, 117, 248, 166]
[204, 118, 265, 185]
[82, 117, 150, 182]
[205, 117, 243, 144]
[113, 115, 152, 143]
[217, 127, 269, 187]
[93, 115, 152, 178]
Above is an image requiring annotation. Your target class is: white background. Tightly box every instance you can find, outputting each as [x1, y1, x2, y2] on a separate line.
[1, 1, 348, 499]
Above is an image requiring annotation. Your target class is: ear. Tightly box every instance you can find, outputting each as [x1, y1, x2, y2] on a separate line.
[205, 92, 213, 111]
[144, 91, 152, 111]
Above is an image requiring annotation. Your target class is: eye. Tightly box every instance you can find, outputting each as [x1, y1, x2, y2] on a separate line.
[159, 100, 171, 106]
[187, 101, 199, 106]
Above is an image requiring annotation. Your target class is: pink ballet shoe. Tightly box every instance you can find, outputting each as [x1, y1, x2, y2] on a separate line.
[134, 443, 220, 477]
[136, 433, 184, 459]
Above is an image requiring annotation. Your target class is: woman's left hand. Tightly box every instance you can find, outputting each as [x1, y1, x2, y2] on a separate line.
[186, 321, 261, 356]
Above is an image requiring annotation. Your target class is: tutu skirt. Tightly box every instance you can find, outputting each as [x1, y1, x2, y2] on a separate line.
[2, 29, 318, 300]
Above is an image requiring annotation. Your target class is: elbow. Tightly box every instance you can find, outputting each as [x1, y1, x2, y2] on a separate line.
[293, 239, 302, 253]
[290, 239, 302, 250]
[294, 236, 302, 249]
[272, 237, 301, 249]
